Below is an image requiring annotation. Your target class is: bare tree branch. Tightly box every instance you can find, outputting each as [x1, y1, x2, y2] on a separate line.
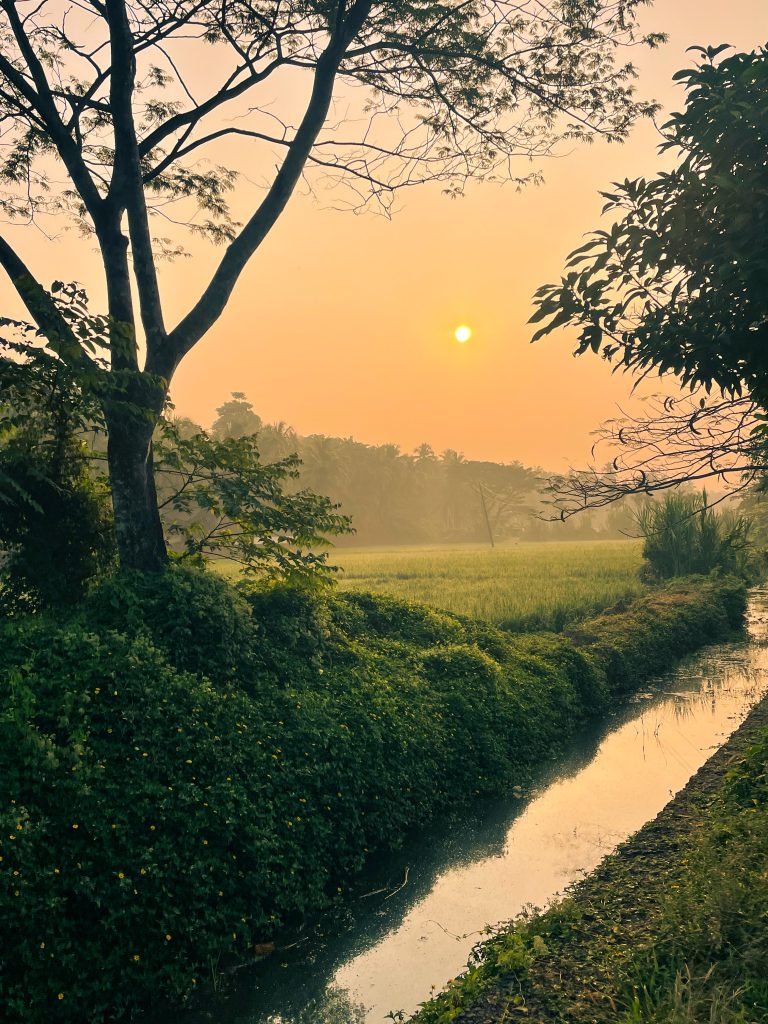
[543, 392, 767, 520]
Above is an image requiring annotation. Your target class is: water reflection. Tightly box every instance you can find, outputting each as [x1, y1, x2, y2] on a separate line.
[210, 593, 768, 1024]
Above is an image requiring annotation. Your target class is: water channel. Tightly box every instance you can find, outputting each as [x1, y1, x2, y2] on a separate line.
[207, 591, 768, 1024]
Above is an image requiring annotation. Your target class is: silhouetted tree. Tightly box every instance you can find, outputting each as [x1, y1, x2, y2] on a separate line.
[0, 0, 661, 569]
[211, 393, 262, 439]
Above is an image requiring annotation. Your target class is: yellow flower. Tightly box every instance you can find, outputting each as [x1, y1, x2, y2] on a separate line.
[118, 872, 125, 880]
[58, 993, 64, 1001]
[133, 954, 140, 962]
[40, 943, 45, 950]
[165, 934, 172, 942]
[94, 688, 100, 694]
[72, 824, 79, 830]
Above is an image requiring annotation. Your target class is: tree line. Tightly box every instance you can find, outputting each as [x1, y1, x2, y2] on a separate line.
[178, 392, 634, 547]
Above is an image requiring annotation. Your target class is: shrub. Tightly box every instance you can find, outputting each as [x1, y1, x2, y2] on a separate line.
[83, 567, 260, 687]
[635, 492, 756, 581]
[0, 437, 115, 614]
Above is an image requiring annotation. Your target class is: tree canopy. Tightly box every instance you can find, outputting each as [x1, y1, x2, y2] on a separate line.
[0, 0, 661, 569]
[529, 45, 768, 516]
[531, 45, 768, 403]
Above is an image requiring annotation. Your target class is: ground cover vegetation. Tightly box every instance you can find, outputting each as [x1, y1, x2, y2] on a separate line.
[409, 684, 768, 1024]
[0, 568, 746, 1022]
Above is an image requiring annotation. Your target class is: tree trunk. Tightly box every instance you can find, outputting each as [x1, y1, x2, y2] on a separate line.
[106, 410, 167, 571]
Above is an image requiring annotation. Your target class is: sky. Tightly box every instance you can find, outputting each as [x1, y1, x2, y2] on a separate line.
[4, 2, 768, 471]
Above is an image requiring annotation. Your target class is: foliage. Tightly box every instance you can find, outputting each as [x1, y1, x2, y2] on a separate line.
[531, 44, 768, 402]
[1, 324, 351, 595]
[155, 419, 352, 582]
[83, 569, 260, 688]
[207, 394, 642, 546]
[634, 492, 757, 582]
[210, 393, 544, 546]
[0, 567, 743, 1022]
[0, 326, 115, 612]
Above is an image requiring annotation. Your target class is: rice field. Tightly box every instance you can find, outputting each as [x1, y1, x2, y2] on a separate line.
[333, 539, 645, 632]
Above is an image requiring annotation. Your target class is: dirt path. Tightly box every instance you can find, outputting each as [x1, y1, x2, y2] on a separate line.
[450, 694, 768, 1024]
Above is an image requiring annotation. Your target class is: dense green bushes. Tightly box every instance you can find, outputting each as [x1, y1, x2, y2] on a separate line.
[0, 569, 747, 1021]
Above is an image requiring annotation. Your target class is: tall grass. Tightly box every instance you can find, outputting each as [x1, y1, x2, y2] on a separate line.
[333, 540, 644, 631]
[634, 493, 754, 581]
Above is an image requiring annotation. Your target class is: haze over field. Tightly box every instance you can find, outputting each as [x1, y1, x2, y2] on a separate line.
[2, 3, 766, 471]
[173, 1, 766, 468]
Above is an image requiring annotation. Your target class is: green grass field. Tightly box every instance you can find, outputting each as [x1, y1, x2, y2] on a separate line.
[332, 540, 645, 632]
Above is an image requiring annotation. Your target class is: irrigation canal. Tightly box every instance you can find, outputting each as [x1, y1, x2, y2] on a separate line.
[197, 590, 768, 1024]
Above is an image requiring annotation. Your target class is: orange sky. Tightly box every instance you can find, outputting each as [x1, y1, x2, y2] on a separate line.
[4, 2, 768, 471]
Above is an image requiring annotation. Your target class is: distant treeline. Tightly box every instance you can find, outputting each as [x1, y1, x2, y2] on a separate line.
[174, 393, 634, 547]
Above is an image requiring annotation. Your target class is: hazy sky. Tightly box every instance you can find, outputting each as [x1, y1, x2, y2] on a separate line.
[5, 2, 768, 470]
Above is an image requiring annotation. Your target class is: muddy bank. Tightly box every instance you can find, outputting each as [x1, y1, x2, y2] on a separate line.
[414, 691, 768, 1024]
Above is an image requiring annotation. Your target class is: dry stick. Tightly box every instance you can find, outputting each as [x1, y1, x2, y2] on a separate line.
[384, 865, 410, 900]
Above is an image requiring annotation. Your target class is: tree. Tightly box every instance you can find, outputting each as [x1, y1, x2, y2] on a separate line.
[211, 393, 262, 440]
[529, 45, 768, 514]
[0, 0, 661, 570]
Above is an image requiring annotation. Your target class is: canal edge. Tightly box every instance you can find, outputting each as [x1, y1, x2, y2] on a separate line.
[412, 687, 768, 1024]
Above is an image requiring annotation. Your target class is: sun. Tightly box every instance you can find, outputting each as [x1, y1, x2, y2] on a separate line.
[454, 325, 472, 343]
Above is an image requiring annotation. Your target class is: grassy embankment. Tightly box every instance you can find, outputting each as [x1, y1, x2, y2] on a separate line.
[0, 568, 744, 1022]
[332, 539, 645, 631]
[411, 691, 768, 1024]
